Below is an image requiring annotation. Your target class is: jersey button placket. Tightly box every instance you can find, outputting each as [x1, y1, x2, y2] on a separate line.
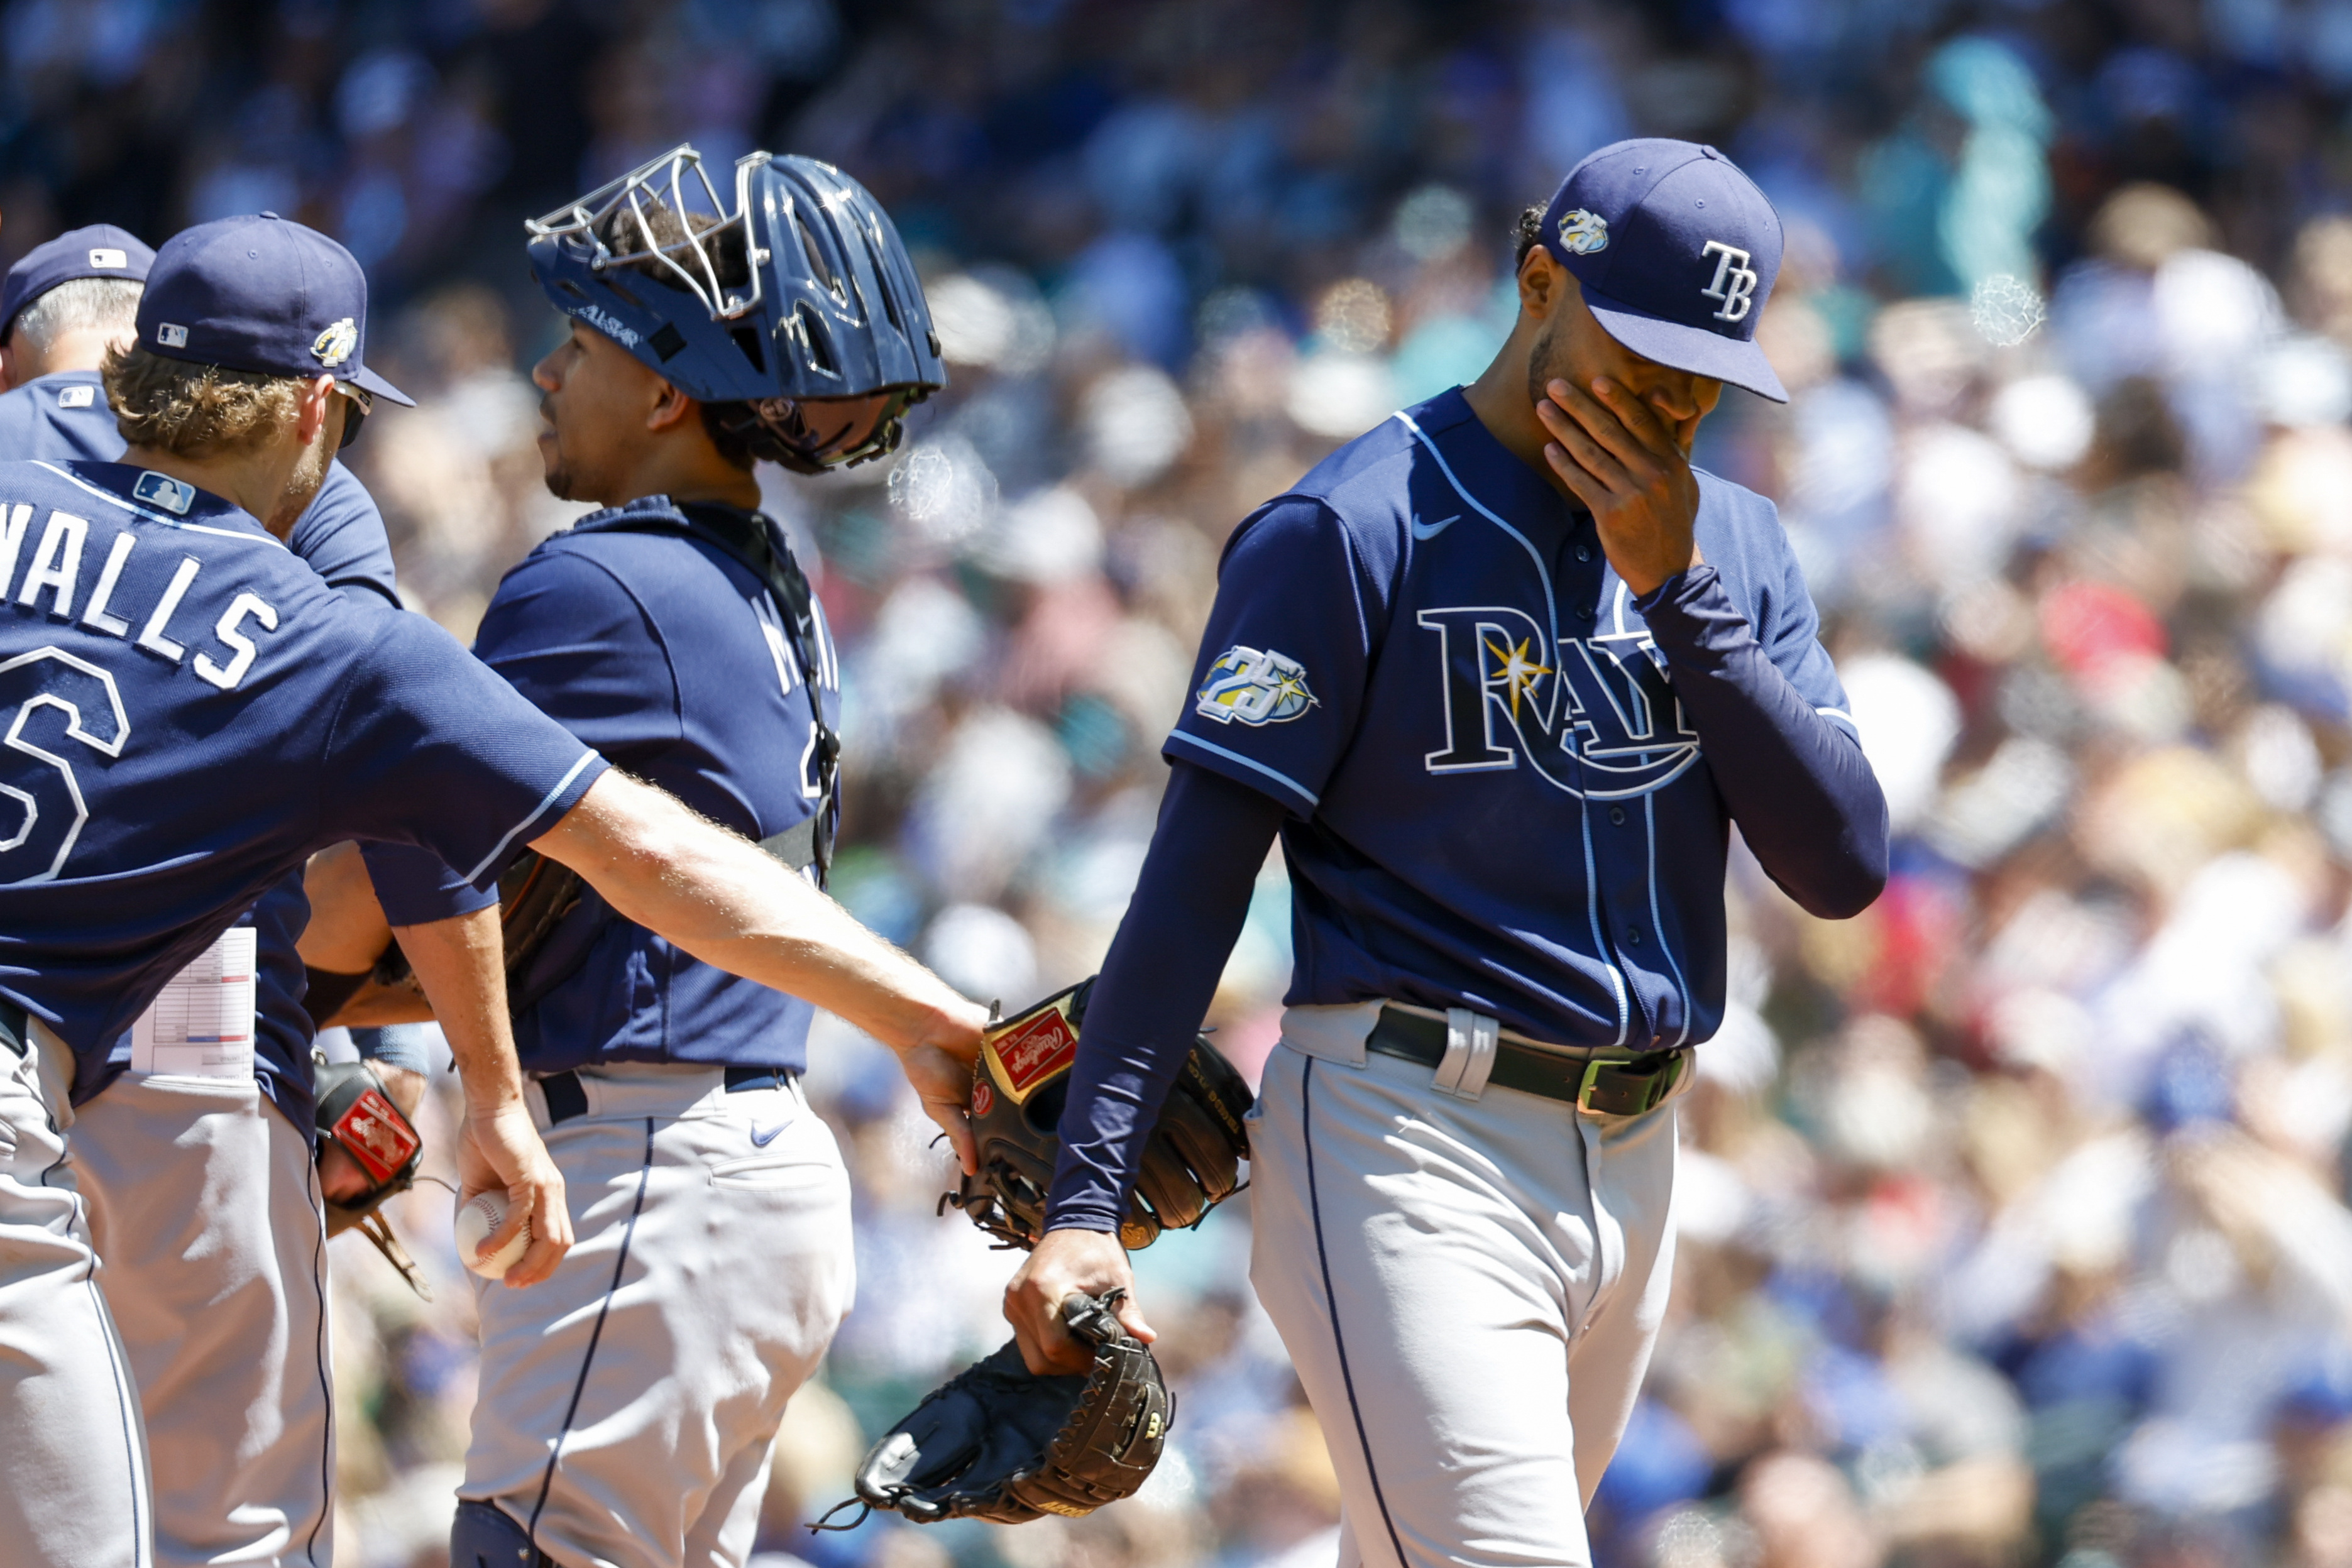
[1608, 805, 1626, 826]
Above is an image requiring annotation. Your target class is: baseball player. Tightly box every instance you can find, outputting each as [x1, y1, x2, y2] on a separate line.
[337, 145, 948, 1568]
[0, 212, 982, 1565]
[1004, 140, 1890, 1566]
[0, 224, 467, 1567]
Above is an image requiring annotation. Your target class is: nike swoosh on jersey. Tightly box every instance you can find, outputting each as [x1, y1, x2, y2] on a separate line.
[1409, 512, 1462, 540]
[750, 1122, 785, 1148]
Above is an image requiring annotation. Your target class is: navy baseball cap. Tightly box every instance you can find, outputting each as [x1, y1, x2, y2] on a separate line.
[1540, 140, 1788, 403]
[135, 214, 412, 405]
[1, 224, 155, 341]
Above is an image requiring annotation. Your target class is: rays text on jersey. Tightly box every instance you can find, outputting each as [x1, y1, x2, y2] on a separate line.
[1417, 605, 1700, 798]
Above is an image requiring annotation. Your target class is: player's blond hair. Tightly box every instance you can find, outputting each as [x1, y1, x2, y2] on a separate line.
[101, 344, 309, 458]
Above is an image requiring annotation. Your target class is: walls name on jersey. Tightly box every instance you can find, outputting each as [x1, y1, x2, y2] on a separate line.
[0, 503, 280, 691]
[1417, 606, 1700, 798]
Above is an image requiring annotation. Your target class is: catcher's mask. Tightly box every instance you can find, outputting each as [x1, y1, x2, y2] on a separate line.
[526, 144, 944, 472]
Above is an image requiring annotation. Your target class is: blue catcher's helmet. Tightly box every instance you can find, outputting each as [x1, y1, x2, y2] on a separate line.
[526, 145, 945, 471]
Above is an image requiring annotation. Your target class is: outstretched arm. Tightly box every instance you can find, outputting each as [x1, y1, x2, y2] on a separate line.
[529, 770, 989, 1165]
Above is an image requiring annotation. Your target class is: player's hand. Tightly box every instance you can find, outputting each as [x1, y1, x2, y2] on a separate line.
[317, 1142, 370, 1205]
[1536, 376, 1705, 597]
[455, 1101, 573, 1288]
[896, 997, 989, 1176]
[1004, 1227, 1155, 1375]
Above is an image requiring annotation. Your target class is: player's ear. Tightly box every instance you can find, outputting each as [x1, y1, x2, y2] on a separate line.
[295, 375, 336, 447]
[1518, 246, 1563, 321]
[645, 378, 700, 434]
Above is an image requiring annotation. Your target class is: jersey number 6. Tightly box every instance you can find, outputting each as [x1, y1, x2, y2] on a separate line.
[0, 647, 128, 884]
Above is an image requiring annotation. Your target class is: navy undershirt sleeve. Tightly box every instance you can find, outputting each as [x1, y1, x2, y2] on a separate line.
[1636, 564, 1889, 918]
[1045, 760, 1287, 1234]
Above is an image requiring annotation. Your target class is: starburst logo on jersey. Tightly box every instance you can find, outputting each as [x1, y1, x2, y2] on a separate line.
[311, 317, 358, 368]
[1195, 645, 1317, 726]
[1486, 635, 1551, 720]
[1556, 209, 1609, 255]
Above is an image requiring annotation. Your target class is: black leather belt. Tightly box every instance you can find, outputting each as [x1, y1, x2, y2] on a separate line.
[537, 1064, 796, 1124]
[1366, 1006, 1690, 1117]
[0, 1001, 24, 1059]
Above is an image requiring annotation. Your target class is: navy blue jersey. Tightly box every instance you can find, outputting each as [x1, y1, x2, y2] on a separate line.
[366, 498, 839, 1075]
[1044, 387, 1886, 1231]
[0, 366, 414, 1122]
[1165, 387, 1866, 1050]
[0, 458, 607, 1104]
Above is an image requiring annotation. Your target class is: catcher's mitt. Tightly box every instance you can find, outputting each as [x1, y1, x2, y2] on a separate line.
[845, 1290, 1171, 1525]
[316, 1061, 431, 1298]
[942, 977, 1251, 1252]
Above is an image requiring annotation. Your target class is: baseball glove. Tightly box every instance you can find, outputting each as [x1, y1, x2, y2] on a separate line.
[316, 1061, 431, 1299]
[845, 1290, 1172, 1524]
[942, 977, 1252, 1252]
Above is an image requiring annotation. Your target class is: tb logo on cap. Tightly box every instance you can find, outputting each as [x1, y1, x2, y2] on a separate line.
[1699, 240, 1759, 324]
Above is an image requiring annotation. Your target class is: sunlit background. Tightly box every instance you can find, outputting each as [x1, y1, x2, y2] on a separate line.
[18, 2, 2352, 1565]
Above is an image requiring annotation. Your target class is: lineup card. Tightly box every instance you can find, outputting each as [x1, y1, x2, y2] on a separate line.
[130, 926, 258, 1078]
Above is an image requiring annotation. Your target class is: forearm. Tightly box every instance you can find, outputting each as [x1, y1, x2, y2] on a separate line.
[1047, 762, 1285, 1232]
[394, 906, 522, 1111]
[1639, 567, 1888, 917]
[532, 772, 977, 1056]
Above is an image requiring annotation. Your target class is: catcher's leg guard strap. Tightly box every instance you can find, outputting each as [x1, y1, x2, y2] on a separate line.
[451, 1499, 547, 1568]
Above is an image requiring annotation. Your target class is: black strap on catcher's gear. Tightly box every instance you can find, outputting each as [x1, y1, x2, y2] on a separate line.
[314, 1060, 431, 1300]
[833, 1289, 1173, 1527]
[940, 977, 1253, 1253]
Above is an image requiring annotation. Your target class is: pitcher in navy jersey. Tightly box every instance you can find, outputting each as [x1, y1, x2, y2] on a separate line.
[0, 213, 981, 1566]
[1004, 141, 1889, 1568]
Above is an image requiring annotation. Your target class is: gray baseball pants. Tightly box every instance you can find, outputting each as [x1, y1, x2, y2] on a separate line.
[1247, 1001, 1684, 1568]
[0, 1021, 154, 1567]
[461, 1063, 855, 1568]
[74, 1072, 333, 1568]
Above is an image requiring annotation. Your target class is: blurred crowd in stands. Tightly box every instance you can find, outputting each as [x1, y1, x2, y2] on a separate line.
[26, 1, 2352, 1565]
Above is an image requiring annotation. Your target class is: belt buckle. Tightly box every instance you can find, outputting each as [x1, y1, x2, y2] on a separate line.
[1574, 1051, 1683, 1117]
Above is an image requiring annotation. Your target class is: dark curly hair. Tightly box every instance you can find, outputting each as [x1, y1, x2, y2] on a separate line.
[1514, 204, 1548, 270]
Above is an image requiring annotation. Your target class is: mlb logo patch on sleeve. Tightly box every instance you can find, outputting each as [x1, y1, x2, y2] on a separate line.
[1195, 645, 1317, 726]
[57, 385, 94, 409]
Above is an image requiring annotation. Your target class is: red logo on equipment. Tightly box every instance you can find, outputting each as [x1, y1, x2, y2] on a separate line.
[970, 1078, 995, 1116]
[991, 1008, 1079, 1097]
[331, 1088, 421, 1185]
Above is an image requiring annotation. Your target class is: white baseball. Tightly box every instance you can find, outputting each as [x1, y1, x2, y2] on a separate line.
[454, 1190, 531, 1281]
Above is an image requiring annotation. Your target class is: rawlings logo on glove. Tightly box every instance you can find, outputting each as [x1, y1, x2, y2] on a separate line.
[942, 977, 1252, 1253]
